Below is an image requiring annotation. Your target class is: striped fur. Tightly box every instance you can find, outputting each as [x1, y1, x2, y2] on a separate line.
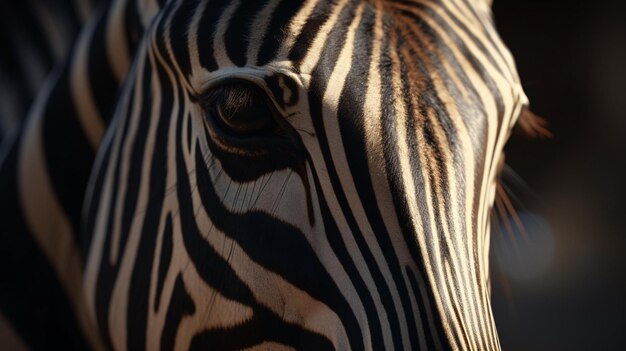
[0, 0, 97, 142]
[0, 0, 530, 350]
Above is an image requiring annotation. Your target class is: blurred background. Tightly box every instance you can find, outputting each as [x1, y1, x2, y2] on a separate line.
[491, 0, 626, 349]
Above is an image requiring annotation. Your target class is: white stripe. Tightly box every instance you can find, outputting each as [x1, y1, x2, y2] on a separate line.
[298, 0, 350, 74]
[213, 0, 240, 68]
[319, 3, 409, 349]
[187, 0, 211, 90]
[246, 0, 283, 66]
[69, 7, 106, 150]
[0, 312, 28, 351]
[106, 0, 132, 83]
[276, 0, 320, 60]
[18, 70, 105, 351]
[108, 32, 150, 265]
[106, 43, 173, 351]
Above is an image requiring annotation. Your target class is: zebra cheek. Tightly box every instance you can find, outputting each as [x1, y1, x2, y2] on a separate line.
[200, 124, 315, 225]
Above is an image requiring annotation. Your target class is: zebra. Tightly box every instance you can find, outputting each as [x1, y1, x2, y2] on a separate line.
[0, 0, 547, 349]
[0, 0, 98, 143]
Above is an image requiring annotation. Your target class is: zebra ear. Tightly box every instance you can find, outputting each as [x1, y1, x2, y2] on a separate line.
[515, 107, 552, 138]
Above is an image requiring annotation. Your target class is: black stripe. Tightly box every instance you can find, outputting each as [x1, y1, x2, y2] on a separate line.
[41, 65, 96, 248]
[0, 5, 42, 107]
[0, 135, 90, 350]
[167, 0, 199, 77]
[379, 20, 452, 349]
[7, 2, 55, 75]
[441, 1, 512, 79]
[450, 0, 513, 76]
[224, 0, 266, 66]
[90, 50, 157, 351]
[124, 0, 145, 61]
[196, 0, 231, 72]
[160, 274, 195, 351]
[401, 21, 486, 158]
[303, 3, 401, 349]
[0, 29, 31, 123]
[443, 257, 473, 349]
[406, 266, 445, 351]
[189, 307, 334, 351]
[396, 36, 461, 270]
[88, 4, 122, 126]
[394, 34, 462, 346]
[396, 1, 505, 78]
[288, 0, 334, 65]
[82, 128, 113, 261]
[155, 215, 174, 311]
[256, 0, 302, 66]
[177, 142, 337, 350]
[395, 14, 491, 253]
[337, 5, 423, 349]
[420, 4, 505, 121]
[118, 53, 154, 266]
[48, 0, 83, 36]
[125, 52, 176, 351]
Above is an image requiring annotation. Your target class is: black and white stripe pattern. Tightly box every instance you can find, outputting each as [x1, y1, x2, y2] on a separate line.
[1, 0, 531, 350]
[0, 0, 98, 142]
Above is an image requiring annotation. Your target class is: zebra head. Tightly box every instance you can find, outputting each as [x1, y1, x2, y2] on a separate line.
[83, 0, 529, 349]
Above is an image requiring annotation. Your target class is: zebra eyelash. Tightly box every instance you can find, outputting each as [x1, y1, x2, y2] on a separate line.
[201, 80, 279, 137]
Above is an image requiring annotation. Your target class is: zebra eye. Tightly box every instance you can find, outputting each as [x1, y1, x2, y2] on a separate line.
[204, 82, 276, 136]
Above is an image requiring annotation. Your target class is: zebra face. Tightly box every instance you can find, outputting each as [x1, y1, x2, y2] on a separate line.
[84, 0, 527, 350]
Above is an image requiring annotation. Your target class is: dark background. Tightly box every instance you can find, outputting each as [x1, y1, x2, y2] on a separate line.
[490, 0, 626, 349]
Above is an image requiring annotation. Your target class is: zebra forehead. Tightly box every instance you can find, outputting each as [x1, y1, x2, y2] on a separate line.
[153, 0, 505, 67]
[152, 0, 521, 105]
